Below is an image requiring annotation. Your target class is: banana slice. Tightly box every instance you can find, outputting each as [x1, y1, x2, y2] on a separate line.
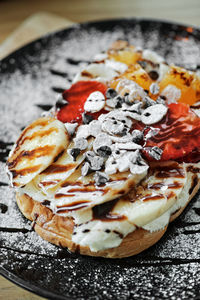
[70, 161, 187, 252]
[113, 161, 186, 227]
[33, 137, 94, 194]
[7, 117, 69, 187]
[52, 165, 147, 213]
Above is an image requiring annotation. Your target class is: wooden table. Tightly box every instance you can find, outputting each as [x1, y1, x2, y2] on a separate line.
[1, 0, 200, 45]
[0, 0, 200, 299]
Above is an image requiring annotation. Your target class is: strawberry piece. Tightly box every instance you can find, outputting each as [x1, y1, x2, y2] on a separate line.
[56, 81, 107, 123]
[143, 103, 200, 161]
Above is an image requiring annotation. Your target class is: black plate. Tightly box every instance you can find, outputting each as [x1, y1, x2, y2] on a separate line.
[0, 18, 200, 300]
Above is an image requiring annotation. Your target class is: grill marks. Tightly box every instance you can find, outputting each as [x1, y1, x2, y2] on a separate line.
[12, 165, 42, 179]
[9, 119, 51, 157]
[187, 165, 200, 173]
[148, 181, 183, 190]
[42, 163, 76, 175]
[152, 163, 185, 179]
[6, 117, 68, 187]
[140, 194, 165, 202]
[138, 162, 185, 203]
[8, 145, 55, 169]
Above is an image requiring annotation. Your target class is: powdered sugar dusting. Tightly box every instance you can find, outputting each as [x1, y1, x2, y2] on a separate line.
[0, 19, 200, 299]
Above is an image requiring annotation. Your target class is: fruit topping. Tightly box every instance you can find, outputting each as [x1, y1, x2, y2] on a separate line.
[141, 104, 168, 125]
[143, 103, 200, 161]
[159, 66, 200, 105]
[56, 81, 107, 123]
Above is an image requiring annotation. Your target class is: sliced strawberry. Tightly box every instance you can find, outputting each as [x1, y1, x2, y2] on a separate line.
[56, 81, 107, 123]
[143, 103, 200, 162]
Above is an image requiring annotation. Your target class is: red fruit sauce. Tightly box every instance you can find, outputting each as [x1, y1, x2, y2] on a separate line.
[57, 81, 200, 163]
[56, 81, 107, 124]
[142, 103, 200, 162]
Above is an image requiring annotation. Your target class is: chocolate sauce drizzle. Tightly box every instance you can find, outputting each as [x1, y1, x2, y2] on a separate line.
[51, 87, 66, 94]
[0, 140, 14, 162]
[92, 198, 125, 222]
[0, 203, 8, 214]
[0, 227, 30, 233]
[0, 181, 8, 187]
[36, 104, 53, 111]
[50, 69, 69, 78]
[66, 58, 90, 65]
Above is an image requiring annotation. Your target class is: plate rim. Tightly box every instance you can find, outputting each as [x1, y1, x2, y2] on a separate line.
[1, 16, 200, 64]
[0, 16, 200, 299]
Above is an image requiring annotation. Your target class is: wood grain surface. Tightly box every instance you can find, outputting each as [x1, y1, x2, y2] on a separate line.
[0, 0, 200, 299]
[0, 0, 200, 44]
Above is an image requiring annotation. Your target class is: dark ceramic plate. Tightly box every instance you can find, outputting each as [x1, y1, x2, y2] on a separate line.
[0, 18, 200, 300]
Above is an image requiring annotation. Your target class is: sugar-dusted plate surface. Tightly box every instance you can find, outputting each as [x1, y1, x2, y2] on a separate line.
[0, 18, 200, 300]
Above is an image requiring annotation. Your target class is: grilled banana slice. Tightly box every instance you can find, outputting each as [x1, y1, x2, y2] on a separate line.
[53, 166, 148, 213]
[113, 161, 187, 227]
[33, 138, 94, 193]
[71, 161, 188, 252]
[7, 117, 69, 187]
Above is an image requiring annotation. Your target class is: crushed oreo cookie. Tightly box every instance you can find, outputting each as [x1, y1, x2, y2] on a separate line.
[81, 162, 91, 177]
[105, 150, 148, 175]
[94, 172, 109, 186]
[101, 111, 132, 136]
[145, 127, 160, 140]
[69, 148, 81, 161]
[122, 102, 142, 114]
[146, 146, 163, 160]
[156, 96, 166, 105]
[88, 120, 102, 137]
[64, 122, 78, 136]
[106, 95, 124, 109]
[74, 138, 88, 150]
[55, 95, 68, 109]
[114, 142, 142, 151]
[141, 104, 168, 125]
[85, 151, 104, 171]
[116, 79, 146, 102]
[142, 96, 156, 108]
[82, 113, 94, 124]
[149, 83, 160, 95]
[130, 159, 149, 174]
[132, 130, 144, 143]
[106, 88, 118, 99]
[76, 124, 90, 139]
[97, 146, 112, 157]
[93, 133, 112, 154]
